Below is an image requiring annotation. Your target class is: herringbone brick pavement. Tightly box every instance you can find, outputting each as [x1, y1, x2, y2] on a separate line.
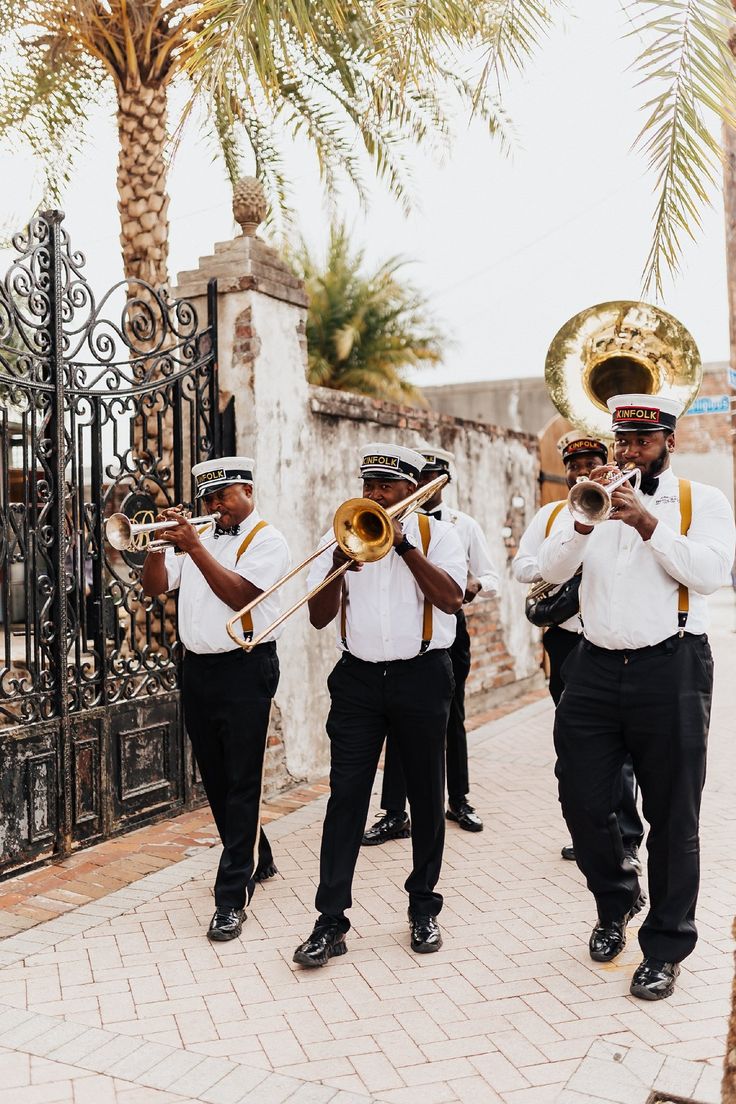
[0, 593, 734, 1103]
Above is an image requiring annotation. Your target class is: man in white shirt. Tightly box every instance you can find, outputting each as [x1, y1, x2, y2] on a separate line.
[141, 456, 290, 942]
[293, 443, 466, 967]
[513, 432, 643, 868]
[538, 395, 735, 1000]
[363, 446, 500, 842]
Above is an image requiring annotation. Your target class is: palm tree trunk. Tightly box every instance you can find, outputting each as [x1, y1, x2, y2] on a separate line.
[116, 84, 170, 290]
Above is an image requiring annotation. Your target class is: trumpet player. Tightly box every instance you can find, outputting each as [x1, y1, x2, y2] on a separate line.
[293, 443, 466, 967]
[513, 431, 643, 869]
[141, 457, 290, 942]
[538, 395, 735, 1000]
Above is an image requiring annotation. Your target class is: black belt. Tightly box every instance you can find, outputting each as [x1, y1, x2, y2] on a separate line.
[341, 649, 447, 669]
[185, 641, 277, 661]
[583, 632, 706, 661]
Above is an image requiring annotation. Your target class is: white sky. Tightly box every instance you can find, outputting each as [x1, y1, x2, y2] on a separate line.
[0, 5, 729, 387]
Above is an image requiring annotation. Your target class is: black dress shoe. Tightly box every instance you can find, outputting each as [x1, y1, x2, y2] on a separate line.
[630, 957, 680, 1000]
[622, 845, 643, 876]
[589, 894, 646, 962]
[446, 801, 483, 832]
[561, 844, 576, 861]
[362, 811, 411, 846]
[254, 861, 278, 883]
[207, 907, 245, 942]
[293, 921, 348, 967]
[409, 913, 443, 954]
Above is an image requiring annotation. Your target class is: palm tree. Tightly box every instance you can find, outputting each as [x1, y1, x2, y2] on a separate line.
[294, 224, 444, 404]
[0, 0, 514, 289]
[0, 3, 734, 295]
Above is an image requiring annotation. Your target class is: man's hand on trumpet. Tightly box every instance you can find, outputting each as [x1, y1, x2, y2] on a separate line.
[607, 483, 657, 540]
[155, 507, 202, 554]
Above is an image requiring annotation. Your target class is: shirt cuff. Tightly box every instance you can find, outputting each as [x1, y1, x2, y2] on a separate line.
[478, 574, 499, 595]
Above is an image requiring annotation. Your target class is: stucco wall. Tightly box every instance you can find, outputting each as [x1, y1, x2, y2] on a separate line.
[176, 235, 543, 791]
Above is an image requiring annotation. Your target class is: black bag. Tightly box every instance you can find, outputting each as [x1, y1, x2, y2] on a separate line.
[525, 572, 581, 628]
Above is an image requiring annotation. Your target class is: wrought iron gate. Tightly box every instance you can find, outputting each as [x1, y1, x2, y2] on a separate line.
[0, 211, 220, 876]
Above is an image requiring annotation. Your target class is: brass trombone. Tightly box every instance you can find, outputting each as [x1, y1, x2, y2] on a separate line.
[225, 474, 448, 651]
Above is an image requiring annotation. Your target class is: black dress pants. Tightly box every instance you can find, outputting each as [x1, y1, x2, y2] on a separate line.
[554, 633, 713, 963]
[183, 644, 279, 910]
[544, 625, 644, 848]
[381, 610, 471, 811]
[316, 649, 454, 930]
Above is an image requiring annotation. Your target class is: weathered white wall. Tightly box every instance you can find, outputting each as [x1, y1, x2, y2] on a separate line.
[176, 232, 543, 789]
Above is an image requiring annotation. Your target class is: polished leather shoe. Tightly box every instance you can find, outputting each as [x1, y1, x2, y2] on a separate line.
[409, 912, 443, 954]
[362, 811, 411, 846]
[630, 957, 680, 1000]
[207, 907, 244, 942]
[622, 846, 643, 877]
[589, 894, 646, 962]
[408, 909, 443, 953]
[293, 921, 348, 967]
[560, 844, 576, 861]
[254, 861, 278, 883]
[446, 801, 483, 832]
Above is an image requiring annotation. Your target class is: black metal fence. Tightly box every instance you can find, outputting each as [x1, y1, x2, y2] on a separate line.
[0, 211, 219, 875]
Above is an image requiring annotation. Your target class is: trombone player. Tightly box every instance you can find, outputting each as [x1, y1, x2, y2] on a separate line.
[141, 457, 290, 942]
[538, 395, 734, 999]
[293, 443, 466, 967]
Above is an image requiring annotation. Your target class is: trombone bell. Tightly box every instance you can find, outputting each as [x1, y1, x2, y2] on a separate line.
[333, 499, 395, 562]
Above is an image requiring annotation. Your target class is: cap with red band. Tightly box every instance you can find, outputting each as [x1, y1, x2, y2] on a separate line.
[607, 393, 683, 432]
[556, 431, 608, 464]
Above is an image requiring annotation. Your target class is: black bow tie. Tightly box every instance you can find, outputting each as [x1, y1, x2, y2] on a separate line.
[640, 475, 659, 496]
[214, 523, 241, 538]
[423, 509, 442, 520]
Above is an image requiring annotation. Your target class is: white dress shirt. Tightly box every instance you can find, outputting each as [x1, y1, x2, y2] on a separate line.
[307, 513, 467, 661]
[420, 506, 500, 595]
[537, 467, 735, 649]
[512, 499, 582, 633]
[165, 509, 291, 653]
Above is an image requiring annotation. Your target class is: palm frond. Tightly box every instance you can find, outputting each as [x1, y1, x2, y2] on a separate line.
[292, 221, 446, 405]
[628, 0, 736, 296]
[476, 0, 561, 96]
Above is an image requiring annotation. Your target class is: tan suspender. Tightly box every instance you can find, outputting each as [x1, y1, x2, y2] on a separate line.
[545, 501, 566, 538]
[340, 514, 434, 655]
[417, 513, 432, 654]
[678, 479, 692, 634]
[235, 520, 269, 638]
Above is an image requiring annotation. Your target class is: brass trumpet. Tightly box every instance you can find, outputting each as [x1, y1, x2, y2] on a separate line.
[105, 510, 221, 553]
[225, 474, 448, 651]
[567, 465, 641, 526]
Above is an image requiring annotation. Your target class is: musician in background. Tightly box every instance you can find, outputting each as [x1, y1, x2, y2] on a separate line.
[538, 395, 735, 1000]
[142, 457, 290, 942]
[363, 446, 499, 844]
[293, 443, 466, 967]
[513, 431, 643, 870]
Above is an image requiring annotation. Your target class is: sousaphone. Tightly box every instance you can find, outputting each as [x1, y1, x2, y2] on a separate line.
[544, 300, 702, 440]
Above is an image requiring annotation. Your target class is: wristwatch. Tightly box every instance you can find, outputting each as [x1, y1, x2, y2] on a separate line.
[394, 536, 415, 557]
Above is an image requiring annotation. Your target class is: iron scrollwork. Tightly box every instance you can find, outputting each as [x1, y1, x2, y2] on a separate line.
[0, 210, 219, 727]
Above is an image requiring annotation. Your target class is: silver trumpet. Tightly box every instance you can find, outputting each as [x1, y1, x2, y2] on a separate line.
[105, 510, 221, 553]
[567, 466, 641, 526]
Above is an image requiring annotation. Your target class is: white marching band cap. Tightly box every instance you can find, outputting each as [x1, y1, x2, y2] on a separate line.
[192, 455, 255, 497]
[607, 393, 684, 433]
[359, 442, 426, 485]
[556, 431, 609, 463]
[418, 445, 454, 474]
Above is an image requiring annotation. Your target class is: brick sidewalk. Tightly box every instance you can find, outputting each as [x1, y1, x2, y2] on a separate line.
[0, 598, 733, 1103]
[0, 691, 544, 943]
